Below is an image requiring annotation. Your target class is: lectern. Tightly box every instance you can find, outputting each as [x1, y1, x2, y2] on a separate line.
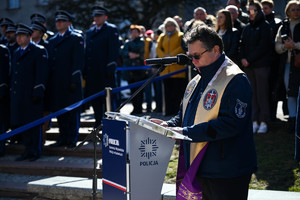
[101, 112, 191, 200]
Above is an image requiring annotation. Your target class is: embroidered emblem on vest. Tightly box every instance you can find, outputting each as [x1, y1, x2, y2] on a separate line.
[235, 99, 247, 118]
[184, 80, 197, 99]
[178, 183, 203, 199]
[203, 89, 218, 110]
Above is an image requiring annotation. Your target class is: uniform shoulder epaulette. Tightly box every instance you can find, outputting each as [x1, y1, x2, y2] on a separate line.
[70, 31, 82, 38]
[34, 43, 45, 50]
[0, 44, 8, 49]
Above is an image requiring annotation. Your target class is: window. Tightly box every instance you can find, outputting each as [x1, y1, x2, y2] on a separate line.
[38, 0, 49, 6]
[8, 0, 20, 9]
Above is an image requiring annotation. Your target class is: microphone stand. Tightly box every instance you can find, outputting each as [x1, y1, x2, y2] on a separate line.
[73, 63, 167, 200]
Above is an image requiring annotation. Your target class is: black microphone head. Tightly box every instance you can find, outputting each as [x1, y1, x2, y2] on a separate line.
[177, 54, 192, 65]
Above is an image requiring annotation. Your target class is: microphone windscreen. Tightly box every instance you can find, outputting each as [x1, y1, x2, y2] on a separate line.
[177, 54, 192, 65]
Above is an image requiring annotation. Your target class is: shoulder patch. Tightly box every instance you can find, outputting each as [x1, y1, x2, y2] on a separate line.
[235, 99, 247, 118]
[203, 89, 218, 110]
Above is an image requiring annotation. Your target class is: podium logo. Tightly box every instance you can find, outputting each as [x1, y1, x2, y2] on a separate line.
[139, 137, 159, 159]
[103, 133, 109, 147]
[103, 133, 120, 147]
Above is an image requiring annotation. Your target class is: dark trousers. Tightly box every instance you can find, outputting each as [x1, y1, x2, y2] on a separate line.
[21, 126, 43, 157]
[57, 108, 80, 145]
[244, 67, 270, 122]
[128, 79, 144, 113]
[0, 122, 7, 154]
[295, 86, 300, 161]
[153, 79, 163, 112]
[197, 174, 252, 200]
[91, 97, 104, 128]
[163, 78, 187, 116]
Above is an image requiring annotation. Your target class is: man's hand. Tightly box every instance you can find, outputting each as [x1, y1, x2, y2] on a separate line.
[169, 127, 183, 134]
[150, 118, 168, 127]
[241, 58, 249, 67]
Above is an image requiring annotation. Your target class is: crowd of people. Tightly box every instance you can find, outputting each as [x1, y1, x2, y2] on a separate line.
[0, 0, 299, 164]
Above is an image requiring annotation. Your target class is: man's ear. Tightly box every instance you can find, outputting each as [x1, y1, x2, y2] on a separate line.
[213, 45, 220, 54]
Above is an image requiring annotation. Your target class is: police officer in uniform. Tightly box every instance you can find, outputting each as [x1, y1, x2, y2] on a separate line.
[0, 17, 14, 44]
[48, 10, 84, 148]
[11, 24, 48, 161]
[0, 44, 10, 156]
[30, 13, 54, 40]
[5, 23, 19, 54]
[31, 21, 48, 50]
[84, 5, 120, 127]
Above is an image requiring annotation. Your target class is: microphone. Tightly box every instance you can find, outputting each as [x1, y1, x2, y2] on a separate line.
[144, 54, 191, 66]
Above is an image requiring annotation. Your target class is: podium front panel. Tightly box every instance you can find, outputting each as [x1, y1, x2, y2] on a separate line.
[102, 118, 127, 199]
[129, 122, 175, 200]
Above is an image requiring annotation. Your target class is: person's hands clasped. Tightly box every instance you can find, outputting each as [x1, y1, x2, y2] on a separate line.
[284, 38, 296, 50]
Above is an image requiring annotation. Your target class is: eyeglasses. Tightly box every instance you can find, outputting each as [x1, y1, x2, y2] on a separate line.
[188, 49, 210, 60]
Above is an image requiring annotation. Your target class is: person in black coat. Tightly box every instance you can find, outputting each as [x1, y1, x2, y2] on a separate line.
[240, 1, 273, 134]
[121, 25, 145, 114]
[0, 44, 10, 156]
[84, 5, 120, 128]
[261, 0, 283, 122]
[11, 24, 48, 161]
[216, 9, 240, 67]
[48, 11, 84, 148]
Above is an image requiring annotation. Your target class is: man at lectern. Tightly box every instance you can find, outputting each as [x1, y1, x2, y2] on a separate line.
[151, 24, 257, 200]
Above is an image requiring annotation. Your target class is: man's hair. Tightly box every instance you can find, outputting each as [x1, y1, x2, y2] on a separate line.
[194, 7, 206, 14]
[261, 0, 274, 8]
[183, 24, 223, 53]
[225, 5, 238, 13]
[248, 0, 262, 10]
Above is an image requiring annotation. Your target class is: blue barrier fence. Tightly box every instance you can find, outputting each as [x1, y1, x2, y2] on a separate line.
[0, 66, 188, 141]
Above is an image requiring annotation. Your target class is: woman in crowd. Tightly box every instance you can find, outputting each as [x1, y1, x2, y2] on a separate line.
[275, 0, 300, 133]
[216, 9, 240, 66]
[240, 1, 273, 134]
[156, 17, 186, 116]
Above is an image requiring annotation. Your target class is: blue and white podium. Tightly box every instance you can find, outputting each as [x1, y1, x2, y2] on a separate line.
[101, 112, 191, 200]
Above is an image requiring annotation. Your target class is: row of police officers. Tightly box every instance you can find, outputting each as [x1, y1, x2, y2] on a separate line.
[0, 5, 120, 161]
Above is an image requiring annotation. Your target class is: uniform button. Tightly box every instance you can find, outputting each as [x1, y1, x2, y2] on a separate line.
[14, 81, 17, 84]
[17, 62, 19, 65]
[15, 72, 18, 74]
[53, 58, 56, 60]
[13, 91, 16, 94]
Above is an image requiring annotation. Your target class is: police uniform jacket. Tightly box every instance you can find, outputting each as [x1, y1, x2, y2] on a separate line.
[240, 10, 273, 68]
[10, 42, 48, 126]
[0, 44, 10, 123]
[167, 54, 257, 178]
[84, 22, 119, 97]
[48, 29, 84, 111]
[6, 42, 19, 56]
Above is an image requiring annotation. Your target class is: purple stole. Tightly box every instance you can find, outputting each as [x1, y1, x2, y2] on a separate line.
[176, 58, 243, 199]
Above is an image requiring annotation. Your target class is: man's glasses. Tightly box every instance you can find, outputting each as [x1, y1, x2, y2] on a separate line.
[188, 49, 210, 60]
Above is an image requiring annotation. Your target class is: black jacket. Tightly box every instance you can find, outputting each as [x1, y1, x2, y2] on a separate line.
[240, 10, 273, 68]
[222, 28, 240, 65]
